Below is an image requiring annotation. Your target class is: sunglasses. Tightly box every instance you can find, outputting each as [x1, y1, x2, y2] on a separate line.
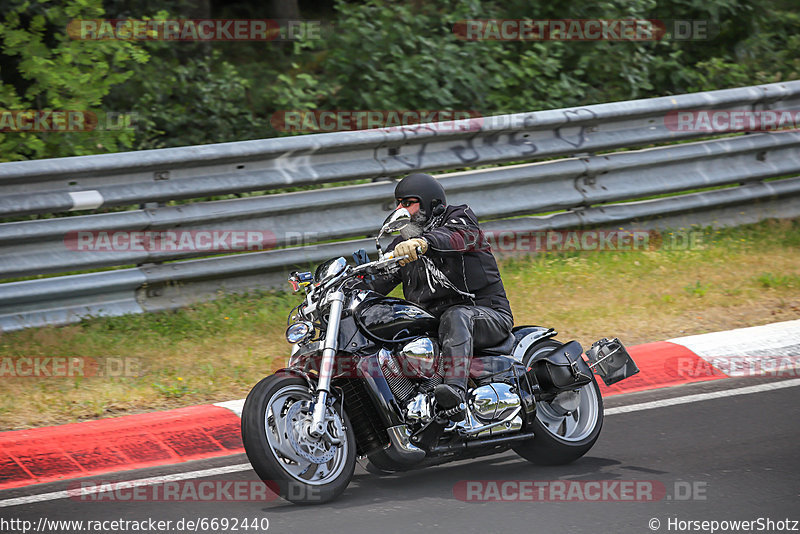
[397, 198, 420, 208]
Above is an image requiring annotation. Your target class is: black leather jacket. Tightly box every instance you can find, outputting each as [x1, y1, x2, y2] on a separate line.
[365, 204, 513, 320]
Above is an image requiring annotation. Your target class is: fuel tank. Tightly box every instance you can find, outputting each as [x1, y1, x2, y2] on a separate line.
[354, 293, 439, 342]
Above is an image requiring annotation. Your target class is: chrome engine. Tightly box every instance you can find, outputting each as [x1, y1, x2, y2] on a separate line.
[382, 339, 524, 439]
[469, 383, 520, 422]
[459, 383, 523, 437]
[403, 382, 523, 438]
[405, 392, 433, 422]
[379, 343, 445, 404]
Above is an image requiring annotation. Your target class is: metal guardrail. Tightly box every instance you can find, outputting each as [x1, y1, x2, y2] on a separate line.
[2, 132, 799, 279]
[2, 80, 800, 216]
[1, 81, 800, 331]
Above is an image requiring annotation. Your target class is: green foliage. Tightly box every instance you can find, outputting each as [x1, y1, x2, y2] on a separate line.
[0, 0, 148, 161]
[246, 0, 800, 125]
[756, 273, 800, 289]
[684, 280, 711, 297]
[2, 0, 799, 158]
[110, 48, 268, 149]
[95, 8, 270, 149]
[152, 377, 197, 398]
[679, 2, 800, 91]
[319, 1, 500, 110]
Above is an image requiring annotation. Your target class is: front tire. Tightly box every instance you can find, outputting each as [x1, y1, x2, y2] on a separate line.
[513, 339, 604, 465]
[241, 374, 356, 504]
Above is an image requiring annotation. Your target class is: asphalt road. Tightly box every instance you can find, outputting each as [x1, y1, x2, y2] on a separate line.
[2, 376, 799, 534]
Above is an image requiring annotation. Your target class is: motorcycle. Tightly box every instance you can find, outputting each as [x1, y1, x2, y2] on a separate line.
[241, 208, 640, 504]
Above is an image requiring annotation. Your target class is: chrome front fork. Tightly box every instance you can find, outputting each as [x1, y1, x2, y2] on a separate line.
[309, 290, 344, 438]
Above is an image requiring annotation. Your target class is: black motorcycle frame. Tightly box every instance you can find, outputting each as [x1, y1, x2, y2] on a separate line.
[280, 286, 568, 469]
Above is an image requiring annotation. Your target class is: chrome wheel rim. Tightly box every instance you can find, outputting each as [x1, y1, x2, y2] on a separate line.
[263, 385, 349, 485]
[527, 345, 601, 443]
[535, 383, 599, 442]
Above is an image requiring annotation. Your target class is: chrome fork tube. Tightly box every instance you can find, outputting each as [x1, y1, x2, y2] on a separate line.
[310, 290, 344, 437]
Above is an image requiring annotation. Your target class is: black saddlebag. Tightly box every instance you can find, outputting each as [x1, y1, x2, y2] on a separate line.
[527, 340, 593, 392]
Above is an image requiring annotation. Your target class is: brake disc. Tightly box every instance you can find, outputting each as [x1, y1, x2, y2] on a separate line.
[285, 401, 338, 464]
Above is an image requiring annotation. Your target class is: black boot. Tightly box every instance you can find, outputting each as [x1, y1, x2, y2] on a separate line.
[434, 384, 466, 421]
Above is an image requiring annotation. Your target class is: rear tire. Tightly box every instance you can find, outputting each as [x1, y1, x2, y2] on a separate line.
[241, 374, 356, 504]
[513, 340, 604, 465]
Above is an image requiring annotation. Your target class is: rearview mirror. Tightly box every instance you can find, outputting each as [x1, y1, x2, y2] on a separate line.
[376, 207, 411, 258]
[379, 207, 411, 236]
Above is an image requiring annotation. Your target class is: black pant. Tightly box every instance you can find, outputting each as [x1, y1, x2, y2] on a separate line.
[438, 305, 514, 391]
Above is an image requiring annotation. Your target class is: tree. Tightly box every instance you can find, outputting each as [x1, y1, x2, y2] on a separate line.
[0, 0, 148, 161]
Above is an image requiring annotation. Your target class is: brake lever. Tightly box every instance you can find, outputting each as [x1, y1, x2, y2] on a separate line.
[351, 253, 406, 276]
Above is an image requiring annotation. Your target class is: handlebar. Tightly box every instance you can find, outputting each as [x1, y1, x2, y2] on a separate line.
[293, 250, 411, 321]
[349, 244, 425, 276]
[349, 251, 407, 277]
[386, 246, 424, 258]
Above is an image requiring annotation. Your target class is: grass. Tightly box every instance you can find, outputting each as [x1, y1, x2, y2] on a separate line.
[1, 218, 799, 430]
[755, 272, 800, 289]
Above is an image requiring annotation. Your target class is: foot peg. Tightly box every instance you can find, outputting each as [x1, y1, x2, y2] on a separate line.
[434, 384, 466, 422]
[434, 384, 464, 408]
[439, 402, 466, 422]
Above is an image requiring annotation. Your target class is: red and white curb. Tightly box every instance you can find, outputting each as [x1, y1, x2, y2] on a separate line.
[669, 319, 800, 360]
[0, 406, 243, 492]
[1, 319, 797, 492]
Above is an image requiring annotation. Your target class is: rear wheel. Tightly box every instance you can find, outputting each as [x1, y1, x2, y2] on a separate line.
[513, 340, 604, 465]
[241, 375, 356, 504]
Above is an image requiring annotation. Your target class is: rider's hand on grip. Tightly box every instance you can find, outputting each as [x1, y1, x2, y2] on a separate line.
[393, 238, 428, 266]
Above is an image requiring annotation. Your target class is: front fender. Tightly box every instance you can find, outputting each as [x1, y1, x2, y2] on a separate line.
[273, 367, 318, 391]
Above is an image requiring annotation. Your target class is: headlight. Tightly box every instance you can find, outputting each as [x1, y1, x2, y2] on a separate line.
[286, 321, 314, 344]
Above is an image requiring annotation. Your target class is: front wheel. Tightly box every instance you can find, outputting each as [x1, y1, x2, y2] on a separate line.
[513, 339, 604, 465]
[241, 374, 356, 504]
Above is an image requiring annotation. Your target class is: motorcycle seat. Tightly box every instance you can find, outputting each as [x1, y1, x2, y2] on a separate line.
[475, 332, 516, 357]
[469, 354, 515, 380]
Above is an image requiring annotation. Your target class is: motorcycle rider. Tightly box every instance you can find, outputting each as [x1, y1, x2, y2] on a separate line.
[363, 173, 514, 418]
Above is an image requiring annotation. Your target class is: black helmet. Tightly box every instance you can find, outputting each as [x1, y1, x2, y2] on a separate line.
[394, 173, 446, 219]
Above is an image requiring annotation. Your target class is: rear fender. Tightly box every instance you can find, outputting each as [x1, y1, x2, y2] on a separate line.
[511, 326, 558, 362]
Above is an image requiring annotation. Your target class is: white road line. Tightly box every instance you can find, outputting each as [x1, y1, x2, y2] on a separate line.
[604, 378, 800, 415]
[0, 463, 252, 508]
[3, 378, 799, 509]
